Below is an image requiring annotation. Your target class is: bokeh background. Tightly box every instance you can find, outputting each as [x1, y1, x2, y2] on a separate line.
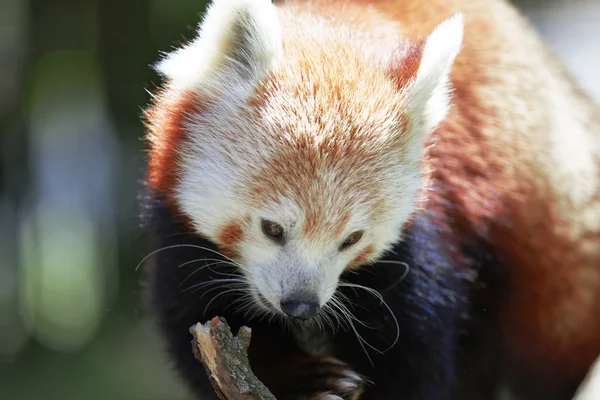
[0, 0, 598, 399]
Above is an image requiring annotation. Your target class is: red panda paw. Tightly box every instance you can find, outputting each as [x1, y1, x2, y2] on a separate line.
[291, 356, 366, 400]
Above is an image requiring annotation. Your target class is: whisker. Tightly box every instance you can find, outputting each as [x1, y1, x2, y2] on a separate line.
[206, 266, 243, 278]
[195, 283, 246, 303]
[331, 295, 372, 328]
[376, 260, 410, 266]
[327, 300, 348, 329]
[226, 293, 255, 313]
[203, 287, 249, 316]
[182, 278, 246, 294]
[374, 260, 410, 293]
[328, 300, 346, 330]
[179, 261, 235, 287]
[329, 299, 375, 366]
[177, 258, 237, 269]
[135, 244, 241, 271]
[336, 290, 371, 315]
[326, 297, 347, 331]
[338, 282, 400, 353]
[320, 307, 336, 332]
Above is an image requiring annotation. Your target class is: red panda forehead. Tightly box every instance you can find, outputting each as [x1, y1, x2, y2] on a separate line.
[247, 36, 414, 166]
[243, 44, 411, 242]
[256, 42, 406, 121]
[246, 149, 389, 244]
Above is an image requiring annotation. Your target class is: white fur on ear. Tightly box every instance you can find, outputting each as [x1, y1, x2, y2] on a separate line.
[408, 13, 464, 133]
[155, 0, 283, 92]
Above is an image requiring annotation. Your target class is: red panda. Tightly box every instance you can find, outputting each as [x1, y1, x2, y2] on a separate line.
[142, 0, 600, 399]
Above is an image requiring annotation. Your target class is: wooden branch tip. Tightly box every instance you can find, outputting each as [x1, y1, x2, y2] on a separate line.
[190, 317, 277, 400]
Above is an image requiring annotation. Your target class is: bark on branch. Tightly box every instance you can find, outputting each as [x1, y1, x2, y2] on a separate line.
[190, 317, 277, 400]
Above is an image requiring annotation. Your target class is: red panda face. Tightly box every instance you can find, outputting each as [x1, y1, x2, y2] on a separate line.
[170, 62, 424, 317]
[209, 191, 410, 319]
[148, 0, 463, 319]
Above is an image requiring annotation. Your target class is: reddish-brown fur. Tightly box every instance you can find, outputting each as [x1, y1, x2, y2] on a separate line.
[348, 245, 376, 270]
[217, 222, 244, 248]
[388, 38, 425, 89]
[145, 90, 208, 197]
[492, 189, 600, 381]
[217, 221, 246, 259]
[146, 0, 600, 388]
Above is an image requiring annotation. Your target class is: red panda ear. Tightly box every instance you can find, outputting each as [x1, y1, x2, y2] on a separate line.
[155, 0, 283, 92]
[389, 13, 464, 134]
[387, 39, 426, 90]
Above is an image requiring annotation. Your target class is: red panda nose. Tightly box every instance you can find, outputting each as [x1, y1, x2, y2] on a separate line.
[280, 297, 320, 320]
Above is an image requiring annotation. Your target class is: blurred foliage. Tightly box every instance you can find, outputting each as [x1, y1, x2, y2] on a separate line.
[0, 0, 597, 399]
[0, 0, 210, 398]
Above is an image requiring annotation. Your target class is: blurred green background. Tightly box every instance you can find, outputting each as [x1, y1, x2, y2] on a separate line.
[0, 0, 598, 399]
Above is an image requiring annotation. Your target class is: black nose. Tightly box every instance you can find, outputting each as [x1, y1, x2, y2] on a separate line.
[280, 296, 320, 320]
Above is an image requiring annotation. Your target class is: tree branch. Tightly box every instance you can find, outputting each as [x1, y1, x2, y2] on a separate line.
[190, 317, 277, 400]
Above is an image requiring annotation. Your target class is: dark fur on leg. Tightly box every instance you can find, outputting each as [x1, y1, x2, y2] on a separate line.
[329, 211, 486, 400]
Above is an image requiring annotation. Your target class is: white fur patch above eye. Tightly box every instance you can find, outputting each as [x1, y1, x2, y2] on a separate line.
[407, 13, 464, 133]
[155, 0, 283, 92]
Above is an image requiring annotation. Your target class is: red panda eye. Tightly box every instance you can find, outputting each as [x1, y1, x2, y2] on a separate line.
[341, 231, 363, 250]
[261, 220, 285, 243]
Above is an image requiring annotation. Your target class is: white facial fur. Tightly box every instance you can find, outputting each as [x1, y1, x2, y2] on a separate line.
[239, 197, 374, 312]
[156, 0, 463, 317]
